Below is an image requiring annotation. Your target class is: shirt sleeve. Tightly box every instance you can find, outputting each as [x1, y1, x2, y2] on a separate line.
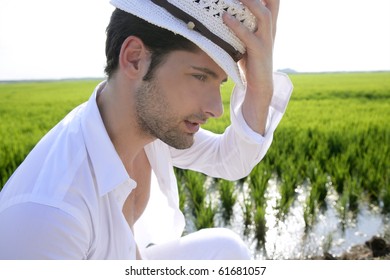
[0, 202, 90, 260]
[170, 72, 293, 180]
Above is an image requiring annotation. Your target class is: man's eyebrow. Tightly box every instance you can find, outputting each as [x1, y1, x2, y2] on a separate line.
[191, 66, 228, 83]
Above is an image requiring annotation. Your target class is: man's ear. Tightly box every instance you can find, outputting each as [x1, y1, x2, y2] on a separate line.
[119, 36, 150, 79]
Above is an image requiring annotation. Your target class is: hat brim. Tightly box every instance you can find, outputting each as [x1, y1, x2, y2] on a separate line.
[110, 0, 245, 90]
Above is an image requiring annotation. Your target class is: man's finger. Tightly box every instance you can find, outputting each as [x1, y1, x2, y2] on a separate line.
[262, 0, 280, 39]
[240, 0, 279, 40]
[222, 12, 256, 48]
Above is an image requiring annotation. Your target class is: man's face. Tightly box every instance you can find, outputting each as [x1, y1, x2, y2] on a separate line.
[135, 49, 227, 149]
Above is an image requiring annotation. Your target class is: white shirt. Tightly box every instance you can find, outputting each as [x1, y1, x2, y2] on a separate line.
[0, 73, 293, 259]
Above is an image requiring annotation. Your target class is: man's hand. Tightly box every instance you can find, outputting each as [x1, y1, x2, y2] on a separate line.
[223, 0, 280, 135]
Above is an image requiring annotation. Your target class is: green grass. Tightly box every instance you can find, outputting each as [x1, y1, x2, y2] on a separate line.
[0, 80, 100, 186]
[1, 72, 389, 242]
[281, 73, 389, 131]
[218, 179, 237, 225]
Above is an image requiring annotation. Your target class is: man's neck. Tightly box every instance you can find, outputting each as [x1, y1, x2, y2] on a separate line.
[96, 78, 154, 172]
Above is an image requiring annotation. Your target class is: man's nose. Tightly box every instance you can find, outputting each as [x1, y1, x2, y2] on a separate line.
[204, 88, 223, 118]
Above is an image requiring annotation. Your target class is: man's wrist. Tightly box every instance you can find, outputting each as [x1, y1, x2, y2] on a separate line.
[241, 75, 274, 135]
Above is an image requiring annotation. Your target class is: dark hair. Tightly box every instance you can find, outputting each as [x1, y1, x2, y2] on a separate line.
[105, 9, 198, 80]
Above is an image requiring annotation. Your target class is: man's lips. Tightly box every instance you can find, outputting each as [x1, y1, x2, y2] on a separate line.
[184, 120, 203, 134]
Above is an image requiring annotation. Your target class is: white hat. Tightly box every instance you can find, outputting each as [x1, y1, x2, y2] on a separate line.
[109, 0, 257, 90]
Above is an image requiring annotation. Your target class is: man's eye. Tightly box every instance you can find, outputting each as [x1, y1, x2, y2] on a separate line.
[193, 74, 207, 82]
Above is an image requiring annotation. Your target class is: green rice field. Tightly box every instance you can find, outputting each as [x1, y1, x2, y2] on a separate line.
[1, 72, 389, 258]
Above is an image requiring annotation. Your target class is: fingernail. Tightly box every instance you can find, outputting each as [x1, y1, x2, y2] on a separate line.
[223, 12, 234, 20]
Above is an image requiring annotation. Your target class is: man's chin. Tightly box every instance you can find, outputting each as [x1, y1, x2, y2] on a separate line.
[169, 140, 194, 150]
[174, 143, 194, 150]
[162, 135, 194, 150]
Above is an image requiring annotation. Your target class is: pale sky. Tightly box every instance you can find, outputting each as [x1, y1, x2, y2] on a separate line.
[0, 0, 389, 80]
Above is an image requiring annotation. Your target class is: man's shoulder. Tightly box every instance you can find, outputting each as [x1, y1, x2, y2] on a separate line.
[0, 102, 91, 210]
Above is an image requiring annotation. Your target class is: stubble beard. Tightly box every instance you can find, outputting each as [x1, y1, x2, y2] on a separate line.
[134, 78, 195, 150]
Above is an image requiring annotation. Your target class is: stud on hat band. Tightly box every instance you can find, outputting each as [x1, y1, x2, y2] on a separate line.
[151, 0, 243, 62]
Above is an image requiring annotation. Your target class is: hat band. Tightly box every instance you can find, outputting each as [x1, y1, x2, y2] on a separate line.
[151, 0, 243, 62]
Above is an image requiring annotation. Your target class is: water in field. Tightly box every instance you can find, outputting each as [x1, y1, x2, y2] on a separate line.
[190, 177, 390, 260]
[225, 179, 390, 259]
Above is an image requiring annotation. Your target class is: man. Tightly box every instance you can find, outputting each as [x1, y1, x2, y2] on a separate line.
[0, 0, 292, 259]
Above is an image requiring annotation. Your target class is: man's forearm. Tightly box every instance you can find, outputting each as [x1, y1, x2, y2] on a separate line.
[241, 76, 274, 136]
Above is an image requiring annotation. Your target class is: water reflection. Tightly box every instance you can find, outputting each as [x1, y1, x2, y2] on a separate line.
[226, 179, 390, 259]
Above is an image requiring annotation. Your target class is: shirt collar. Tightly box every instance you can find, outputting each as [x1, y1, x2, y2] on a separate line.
[81, 81, 136, 199]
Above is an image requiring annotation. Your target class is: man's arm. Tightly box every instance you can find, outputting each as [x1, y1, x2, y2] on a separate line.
[170, 0, 292, 180]
[223, 0, 280, 136]
[0, 202, 90, 259]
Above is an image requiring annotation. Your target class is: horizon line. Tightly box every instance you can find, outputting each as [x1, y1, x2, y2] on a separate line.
[1, 70, 390, 83]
